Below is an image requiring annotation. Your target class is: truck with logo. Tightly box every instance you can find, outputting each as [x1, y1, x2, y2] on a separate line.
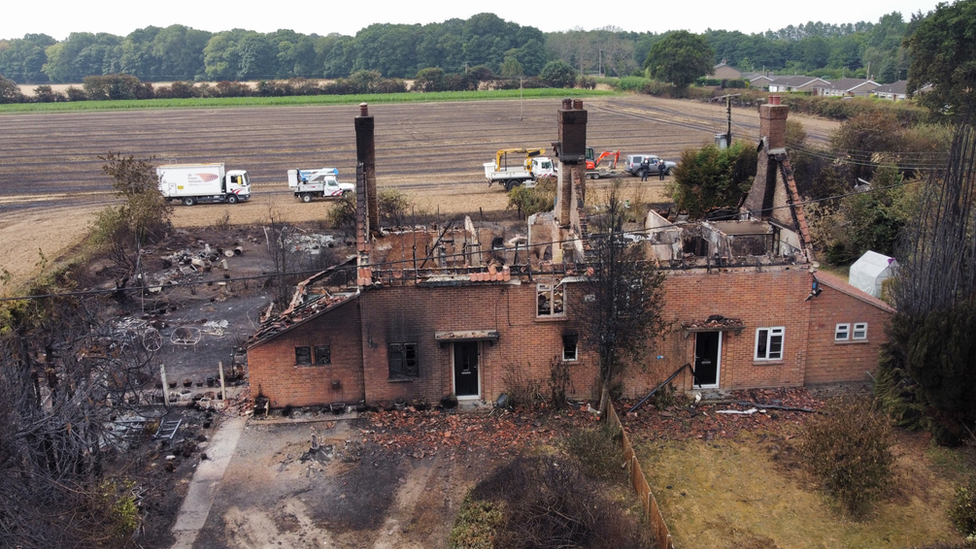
[288, 168, 355, 202]
[156, 163, 251, 206]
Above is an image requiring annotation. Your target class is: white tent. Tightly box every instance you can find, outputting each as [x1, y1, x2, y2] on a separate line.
[848, 251, 898, 298]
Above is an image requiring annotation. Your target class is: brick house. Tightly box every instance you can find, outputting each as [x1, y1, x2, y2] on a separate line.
[246, 99, 893, 408]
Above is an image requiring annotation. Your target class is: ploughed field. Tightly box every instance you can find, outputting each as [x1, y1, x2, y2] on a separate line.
[0, 95, 838, 286]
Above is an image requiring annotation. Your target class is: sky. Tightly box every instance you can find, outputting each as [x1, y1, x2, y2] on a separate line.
[3, 0, 947, 41]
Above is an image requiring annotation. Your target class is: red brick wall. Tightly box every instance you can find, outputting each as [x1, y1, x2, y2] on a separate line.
[247, 298, 365, 408]
[359, 280, 600, 405]
[804, 285, 892, 384]
[248, 266, 893, 408]
[620, 268, 812, 395]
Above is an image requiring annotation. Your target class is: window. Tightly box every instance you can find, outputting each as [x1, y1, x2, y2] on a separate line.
[834, 323, 850, 341]
[852, 322, 868, 340]
[295, 346, 312, 365]
[755, 327, 784, 361]
[388, 342, 419, 379]
[562, 333, 578, 361]
[537, 284, 565, 317]
[314, 345, 331, 365]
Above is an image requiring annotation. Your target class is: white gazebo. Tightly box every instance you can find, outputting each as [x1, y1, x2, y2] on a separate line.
[848, 251, 898, 298]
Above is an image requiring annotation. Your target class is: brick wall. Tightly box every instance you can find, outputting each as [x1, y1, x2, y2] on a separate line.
[359, 280, 600, 405]
[804, 282, 892, 384]
[619, 268, 812, 396]
[247, 298, 365, 408]
[248, 266, 893, 408]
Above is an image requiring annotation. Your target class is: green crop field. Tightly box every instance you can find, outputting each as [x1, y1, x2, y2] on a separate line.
[0, 88, 614, 114]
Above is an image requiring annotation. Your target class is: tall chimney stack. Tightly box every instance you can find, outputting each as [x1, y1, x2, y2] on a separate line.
[556, 99, 587, 226]
[355, 103, 378, 240]
[759, 95, 789, 149]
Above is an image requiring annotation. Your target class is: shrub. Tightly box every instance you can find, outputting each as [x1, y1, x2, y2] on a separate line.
[799, 396, 894, 515]
[327, 195, 357, 234]
[506, 176, 555, 218]
[467, 456, 653, 549]
[616, 76, 651, 91]
[548, 355, 572, 409]
[950, 476, 976, 539]
[562, 425, 623, 481]
[449, 496, 503, 549]
[378, 188, 412, 227]
[501, 363, 545, 409]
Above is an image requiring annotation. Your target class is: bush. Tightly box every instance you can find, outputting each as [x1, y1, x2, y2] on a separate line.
[502, 363, 545, 409]
[669, 139, 757, 218]
[327, 195, 357, 234]
[616, 76, 651, 92]
[449, 496, 503, 549]
[562, 425, 622, 481]
[378, 188, 412, 227]
[466, 456, 653, 549]
[506, 176, 555, 218]
[950, 476, 976, 539]
[799, 396, 894, 515]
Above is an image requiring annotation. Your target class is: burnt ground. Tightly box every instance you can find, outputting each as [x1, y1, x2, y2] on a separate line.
[82, 223, 910, 548]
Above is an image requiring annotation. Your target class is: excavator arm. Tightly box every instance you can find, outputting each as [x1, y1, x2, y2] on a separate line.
[495, 148, 545, 170]
[586, 150, 620, 170]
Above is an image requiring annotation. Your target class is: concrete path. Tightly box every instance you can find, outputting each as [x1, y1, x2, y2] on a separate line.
[170, 414, 248, 549]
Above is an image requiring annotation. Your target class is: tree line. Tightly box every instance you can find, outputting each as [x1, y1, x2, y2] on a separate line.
[0, 10, 925, 85]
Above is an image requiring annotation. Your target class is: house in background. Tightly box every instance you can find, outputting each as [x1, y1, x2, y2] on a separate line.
[873, 80, 909, 101]
[711, 61, 742, 80]
[814, 78, 880, 97]
[246, 98, 894, 409]
[743, 73, 775, 89]
[767, 76, 830, 93]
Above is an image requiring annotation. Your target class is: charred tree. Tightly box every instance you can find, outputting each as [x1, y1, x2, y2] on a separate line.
[877, 115, 976, 443]
[579, 183, 668, 402]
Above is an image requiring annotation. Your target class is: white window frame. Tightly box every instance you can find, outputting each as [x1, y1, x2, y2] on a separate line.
[834, 323, 851, 341]
[536, 283, 565, 317]
[755, 327, 784, 361]
[852, 322, 868, 340]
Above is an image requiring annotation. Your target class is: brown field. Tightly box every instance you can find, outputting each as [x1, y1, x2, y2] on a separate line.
[0, 95, 839, 288]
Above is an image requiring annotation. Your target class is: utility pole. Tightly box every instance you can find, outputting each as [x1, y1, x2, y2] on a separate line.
[713, 93, 740, 148]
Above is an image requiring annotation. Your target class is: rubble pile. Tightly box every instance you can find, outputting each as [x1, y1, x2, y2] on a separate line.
[361, 408, 600, 460]
[621, 387, 826, 443]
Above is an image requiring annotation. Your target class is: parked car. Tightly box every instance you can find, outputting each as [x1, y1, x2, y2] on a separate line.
[624, 154, 677, 178]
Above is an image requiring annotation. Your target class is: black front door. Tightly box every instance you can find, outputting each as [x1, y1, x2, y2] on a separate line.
[454, 342, 479, 397]
[694, 332, 721, 387]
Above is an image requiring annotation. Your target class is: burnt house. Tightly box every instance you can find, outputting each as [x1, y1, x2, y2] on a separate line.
[246, 98, 893, 408]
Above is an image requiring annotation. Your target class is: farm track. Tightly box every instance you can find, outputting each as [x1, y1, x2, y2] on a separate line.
[0, 95, 837, 213]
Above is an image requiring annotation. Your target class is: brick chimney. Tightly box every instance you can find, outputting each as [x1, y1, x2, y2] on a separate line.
[355, 103, 378, 241]
[556, 98, 587, 226]
[759, 95, 789, 149]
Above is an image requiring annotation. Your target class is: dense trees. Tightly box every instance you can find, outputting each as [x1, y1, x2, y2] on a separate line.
[0, 10, 927, 86]
[905, 0, 976, 116]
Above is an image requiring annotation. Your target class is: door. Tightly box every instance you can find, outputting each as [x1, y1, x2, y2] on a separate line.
[453, 342, 480, 398]
[694, 332, 722, 388]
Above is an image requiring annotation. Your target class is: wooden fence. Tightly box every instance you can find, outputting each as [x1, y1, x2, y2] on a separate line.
[604, 399, 675, 549]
